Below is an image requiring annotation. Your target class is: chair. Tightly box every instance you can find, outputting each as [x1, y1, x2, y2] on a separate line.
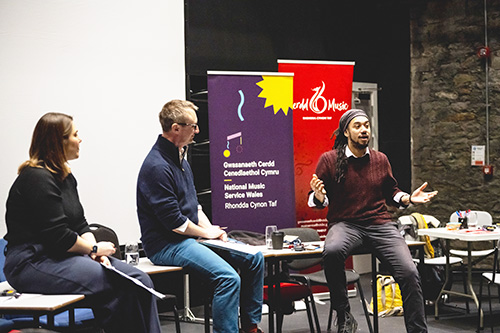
[263, 273, 321, 333]
[280, 227, 373, 333]
[478, 238, 500, 332]
[400, 214, 463, 266]
[449, 211, 495, 264]
[401, 214, 466, 308]
[89, 223, 123, 259]
[89, 223, 181, 333]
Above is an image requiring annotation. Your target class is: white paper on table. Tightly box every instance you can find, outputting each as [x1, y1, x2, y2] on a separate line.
[202, 239, 262, 255]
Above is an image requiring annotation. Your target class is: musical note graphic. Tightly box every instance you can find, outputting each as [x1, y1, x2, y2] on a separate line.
[224, 132, 243, 158]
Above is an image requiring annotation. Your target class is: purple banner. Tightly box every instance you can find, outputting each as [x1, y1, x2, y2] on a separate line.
[208, 72, 296, 234]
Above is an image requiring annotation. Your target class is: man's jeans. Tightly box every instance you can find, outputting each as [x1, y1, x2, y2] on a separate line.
[150, 238, 264, 333]
[323, 221, 428, 333]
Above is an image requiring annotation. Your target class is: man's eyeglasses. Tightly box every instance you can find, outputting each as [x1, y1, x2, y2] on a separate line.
[177, 123, 199, 130]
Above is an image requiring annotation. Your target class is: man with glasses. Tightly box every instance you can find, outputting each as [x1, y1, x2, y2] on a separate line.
[137, 99, 265, 333]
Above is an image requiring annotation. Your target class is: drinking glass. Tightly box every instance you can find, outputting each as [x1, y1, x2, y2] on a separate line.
[125, 241, 139, 265]
[265, 225, 278, 249]
[467, 211, 478, 229]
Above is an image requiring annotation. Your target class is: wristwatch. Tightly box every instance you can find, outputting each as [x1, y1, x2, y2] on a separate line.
[90, 245, 98, 256]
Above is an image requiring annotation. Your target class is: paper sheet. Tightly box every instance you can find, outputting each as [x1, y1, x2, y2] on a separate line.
[101, 263, 167, 300]
[202, 239, 262, 255]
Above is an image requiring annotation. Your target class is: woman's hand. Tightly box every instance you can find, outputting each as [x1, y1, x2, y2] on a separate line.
[89, 241, 116, 260]
[96, 255, 111, 267]
[310, 174, 326, 203]
[69, 236, 116, 258]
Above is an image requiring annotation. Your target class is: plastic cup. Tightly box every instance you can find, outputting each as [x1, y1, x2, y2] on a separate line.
[468, 211, 478, 229]
[265, 225, 277, 249]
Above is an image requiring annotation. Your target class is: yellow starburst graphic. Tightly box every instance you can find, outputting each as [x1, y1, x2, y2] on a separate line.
[256, 76, 293, 115]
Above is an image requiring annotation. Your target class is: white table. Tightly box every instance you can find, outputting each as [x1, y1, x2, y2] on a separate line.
[134, 257, 183, 275]
[0, 287, 85, 329]
[254, 240, 425, 333]
[418, 227, 500, 327]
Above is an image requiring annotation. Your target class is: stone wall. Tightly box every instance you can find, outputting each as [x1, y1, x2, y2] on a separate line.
[409, 0, 500, 224]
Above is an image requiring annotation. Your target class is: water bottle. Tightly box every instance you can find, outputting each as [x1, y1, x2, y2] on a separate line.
[125, 241, 139, 265]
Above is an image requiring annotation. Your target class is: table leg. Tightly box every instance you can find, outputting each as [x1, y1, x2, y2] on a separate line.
[181, 274, 197, 321]
[371, 254, 378, 333]
[466, 242, 483, 328]
[433, 240, 485, 326]
[178, 273, 209, 328]
[434, 239, 451, 319]
[418, 244, 425, 275]
[47, 313, 54, 328]
[267, 260, 276, 333]
[275, 270, 282, 333]
[69, 308, 75, 329]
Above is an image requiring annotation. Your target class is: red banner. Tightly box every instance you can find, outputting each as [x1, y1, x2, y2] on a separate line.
[278, 60, 354, 238]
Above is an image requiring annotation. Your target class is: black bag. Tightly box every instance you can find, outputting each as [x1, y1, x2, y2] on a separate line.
[227, 230, 265, 246]
[420, 264, 446, 301]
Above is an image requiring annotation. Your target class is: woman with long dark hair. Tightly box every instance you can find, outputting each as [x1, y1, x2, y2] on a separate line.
[4, 112, 161, 332]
